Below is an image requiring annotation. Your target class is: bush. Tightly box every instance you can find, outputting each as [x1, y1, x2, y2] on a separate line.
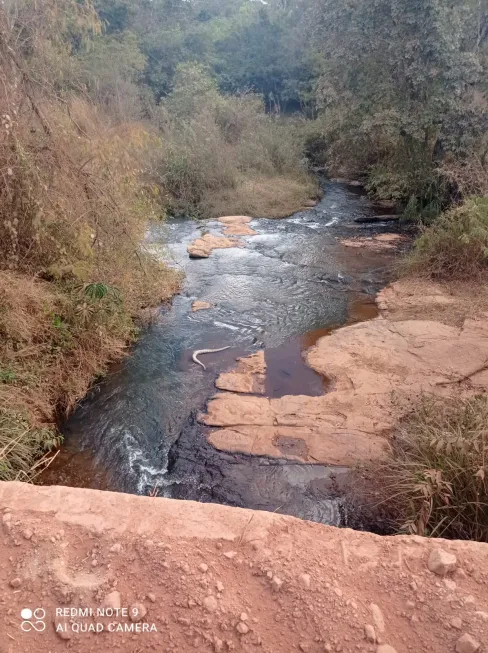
[376, 396, 488, 542]
[156, 65, 316, 217]
[405, 198, 488, 279]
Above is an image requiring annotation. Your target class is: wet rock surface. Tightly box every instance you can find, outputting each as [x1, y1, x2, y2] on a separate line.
[215, 351, 266, 394]
[192, 300, 213, 312]
[218, 215, 257, 236]
[187, 233, 244, 258]
[198, 278, 488, 465]
[340, 233, 407, 249]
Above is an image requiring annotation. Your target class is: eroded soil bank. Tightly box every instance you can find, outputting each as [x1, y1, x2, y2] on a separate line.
[41, 181, 405, 527]
[1, 481, 488, 653]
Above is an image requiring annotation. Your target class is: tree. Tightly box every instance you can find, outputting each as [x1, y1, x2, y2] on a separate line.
[306, 0, 488, 201]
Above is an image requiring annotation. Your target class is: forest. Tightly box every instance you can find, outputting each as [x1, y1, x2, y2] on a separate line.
[0, 0, 487, 499]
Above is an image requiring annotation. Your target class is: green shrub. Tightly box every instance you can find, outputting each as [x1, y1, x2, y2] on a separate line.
[405, 197, 488, 279]
[377, 396, 488, 542]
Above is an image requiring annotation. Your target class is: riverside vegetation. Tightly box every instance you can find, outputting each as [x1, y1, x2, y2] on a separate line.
[1, 0, 488, 541]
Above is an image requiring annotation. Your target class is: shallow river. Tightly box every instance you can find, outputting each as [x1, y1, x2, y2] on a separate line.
[43, 181, 399, 527]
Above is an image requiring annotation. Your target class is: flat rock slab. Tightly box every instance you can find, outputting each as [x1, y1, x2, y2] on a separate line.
[187, 233, 244, 258]
[1, 481, 488, 652]
[218, 215, 253, 224]
[192, 300, 212, 312]
[201, 393, 390, 465]
[218, 215, 257, 236]
[215, 351, 266, 394]
[199, 279, 488, 466]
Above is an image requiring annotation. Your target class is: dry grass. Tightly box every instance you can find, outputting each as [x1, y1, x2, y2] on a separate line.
[204, 175, 318, 219]
[157, 80, 317, 218]
[0, 3, 181, 480]
[374, 395, 488, 542]
[0, 269, 179, 481]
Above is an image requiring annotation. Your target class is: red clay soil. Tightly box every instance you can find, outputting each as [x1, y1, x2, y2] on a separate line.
[1, 482, 487, 653]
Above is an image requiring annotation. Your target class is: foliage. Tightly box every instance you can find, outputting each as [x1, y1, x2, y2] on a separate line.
[0, 0, 180, 480]
[405, 197, 488, 279]
[76, 32, 148, 119]
[156, 66, 315, 217]
[376, 396, 488, 542]
[305, 0, 488, 206]
[94, 0, 320, 112]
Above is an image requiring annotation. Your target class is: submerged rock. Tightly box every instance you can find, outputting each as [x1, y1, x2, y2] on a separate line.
[339, 233, 406, 250]
[192, 300, 213, 312]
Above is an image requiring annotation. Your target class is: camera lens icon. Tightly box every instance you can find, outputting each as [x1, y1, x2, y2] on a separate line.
[21, 608, 46, 632]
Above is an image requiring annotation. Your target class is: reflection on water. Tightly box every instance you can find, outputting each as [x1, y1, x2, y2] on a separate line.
[41, 181, 400, 525]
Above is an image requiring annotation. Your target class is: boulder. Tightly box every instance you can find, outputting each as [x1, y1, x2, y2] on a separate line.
[218, 216, 256, 236]
[192, 300, 212, 312]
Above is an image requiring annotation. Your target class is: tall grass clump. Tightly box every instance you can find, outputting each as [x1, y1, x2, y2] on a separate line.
[377, 396, 488, 542]
[404, 197, 488, 279]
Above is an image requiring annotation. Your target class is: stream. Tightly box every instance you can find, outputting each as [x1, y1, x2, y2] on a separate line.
[42, 181, 400, 527]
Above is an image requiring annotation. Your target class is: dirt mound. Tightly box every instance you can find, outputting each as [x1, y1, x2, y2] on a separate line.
[1, 482, 487, 653]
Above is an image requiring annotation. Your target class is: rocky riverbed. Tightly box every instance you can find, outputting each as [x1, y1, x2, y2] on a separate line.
[40, 181, 407, 527]
[200, 279, 488, 464]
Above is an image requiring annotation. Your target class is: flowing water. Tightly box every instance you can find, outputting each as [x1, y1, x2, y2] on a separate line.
[43, 181, 400, 526]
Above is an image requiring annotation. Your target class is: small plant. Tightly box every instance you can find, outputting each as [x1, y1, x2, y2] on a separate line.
[402, 196, 442, 224]
[376, 395, 488, 542]
[0, 367, 16, 383]
[84, 282, 110, 300]
[52, 314, 67, 330]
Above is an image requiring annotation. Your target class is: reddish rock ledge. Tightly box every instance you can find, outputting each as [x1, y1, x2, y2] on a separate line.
[218, 215, 257, 236]
[187, 233, 244, 258]
[215, 351, 266, 394]
[199, 279, 488, 466]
